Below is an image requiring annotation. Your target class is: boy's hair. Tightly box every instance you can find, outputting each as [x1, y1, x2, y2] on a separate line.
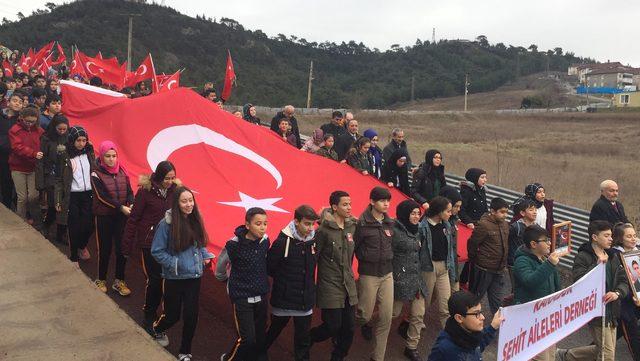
[448, 290, 481, 317]
[294, 205, 320, 222]
[245, 207, 267, 223]
[331, 110, 343, 119]
[20, 105, 40, 119]
[514, 199, 536, 214]
[523, 225, 547, 248]
[370, 186, 391, 202]
[490, 197, 509, 211]
[31, 87, 46, 98]
[426, 196, 451, 218]
[588, 220, 612, 240]
[329, 190, 349, 207]
[45, 94, 61, 107]
[323, 134, 334, 142]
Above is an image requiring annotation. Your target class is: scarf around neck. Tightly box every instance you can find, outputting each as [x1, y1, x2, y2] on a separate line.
[444, 317, 484, 351]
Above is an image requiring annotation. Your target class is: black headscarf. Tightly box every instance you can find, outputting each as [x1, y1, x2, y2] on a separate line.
[524, 183, 544, 208]
[465, 168, 486, 188]
[396, 199, 420, 235]
[242, 103, 260, 124]
[387, 148, 409, 173]
[423, 149, 445, 180]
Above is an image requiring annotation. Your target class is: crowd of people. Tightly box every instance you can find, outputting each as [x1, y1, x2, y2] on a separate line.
[1, 50, 639, 361]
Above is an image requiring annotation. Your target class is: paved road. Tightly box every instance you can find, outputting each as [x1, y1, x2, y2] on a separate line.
[36, 218, 634, 360]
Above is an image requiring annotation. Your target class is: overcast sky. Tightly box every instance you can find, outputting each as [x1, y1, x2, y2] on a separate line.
[4, 1, 638, 67]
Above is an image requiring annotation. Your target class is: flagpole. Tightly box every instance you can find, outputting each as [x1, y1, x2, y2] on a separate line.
[601, 263, 605, 361]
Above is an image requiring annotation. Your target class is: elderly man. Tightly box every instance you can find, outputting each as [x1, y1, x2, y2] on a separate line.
[589, 180, 629, 225]
[271, 105, 301, 148]
[335, 118, 359, 161]
[382, 128, 412, 167]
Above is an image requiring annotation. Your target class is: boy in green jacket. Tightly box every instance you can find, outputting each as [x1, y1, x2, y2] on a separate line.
[513, 225, 566, 361]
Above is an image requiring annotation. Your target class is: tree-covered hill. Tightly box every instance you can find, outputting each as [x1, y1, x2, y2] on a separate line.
[0, 0, 591, 108]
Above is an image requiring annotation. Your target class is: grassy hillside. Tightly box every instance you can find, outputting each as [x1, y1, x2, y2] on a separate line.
[0, 0, 589, 108]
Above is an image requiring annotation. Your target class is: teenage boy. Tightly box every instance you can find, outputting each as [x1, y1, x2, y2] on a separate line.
[557, 220, 629, 361]
[427, 290, 503, 360]
[513, 225, 564, 361]
[40, 94, 62, 130]
[354, 186, 395, 361]
[467, 197, 510, 315]
[216, 207, 270, 361]
[507, 199, 537, 290]
[309, 191, 358, 361]
[265, 205, 320, 361]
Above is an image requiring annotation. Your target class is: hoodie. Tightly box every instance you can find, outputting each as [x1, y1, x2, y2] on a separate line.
[268, 220, 317, 312]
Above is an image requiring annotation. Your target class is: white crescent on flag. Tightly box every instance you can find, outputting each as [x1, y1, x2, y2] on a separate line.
[137, 64, 147, 76]
[167, 80, 177, 90]
[86, 61, 98, 75]
[146, 124, 283, 189]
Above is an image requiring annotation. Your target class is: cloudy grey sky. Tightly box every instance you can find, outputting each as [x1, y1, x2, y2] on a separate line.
[4, 0, 639, 66]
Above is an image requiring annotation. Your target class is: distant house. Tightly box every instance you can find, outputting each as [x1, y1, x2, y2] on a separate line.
[585, 69, 635, 89]
[613, 92, 640, 107]
[568, 62, 625, 82]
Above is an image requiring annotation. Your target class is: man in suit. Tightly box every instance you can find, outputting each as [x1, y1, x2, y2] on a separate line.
[589, 180, 629, 225]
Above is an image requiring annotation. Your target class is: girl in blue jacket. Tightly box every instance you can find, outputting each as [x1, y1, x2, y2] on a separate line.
[151, 186, 214, 361]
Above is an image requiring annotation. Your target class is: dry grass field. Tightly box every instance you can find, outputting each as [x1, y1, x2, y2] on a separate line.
[291, 111, 640, 224]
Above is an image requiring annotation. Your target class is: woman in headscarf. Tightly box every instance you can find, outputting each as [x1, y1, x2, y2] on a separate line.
[36, 114, 69, 243]
[410, 149, 446, 210]
[302, 128, 324, 153]
[381, 148, 410, 196]
[242, 103, 261, 125]
[511, 183, 555, 235]
[458, 168, 488, 229]
[91, 140, 134, 296]
[392, 199, 428, 361]
[346, 136, 374, 175]
[363, 128, 383, 179]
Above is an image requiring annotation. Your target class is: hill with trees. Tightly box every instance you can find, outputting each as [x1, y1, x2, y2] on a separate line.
[0, 0, 592, 108]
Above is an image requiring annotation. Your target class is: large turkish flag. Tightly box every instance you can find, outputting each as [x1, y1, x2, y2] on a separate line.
[60, 80, 410, 256]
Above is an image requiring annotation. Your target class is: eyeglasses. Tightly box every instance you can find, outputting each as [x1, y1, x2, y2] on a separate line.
[464, 311, 484, 319]
[537, 238, 551, 244]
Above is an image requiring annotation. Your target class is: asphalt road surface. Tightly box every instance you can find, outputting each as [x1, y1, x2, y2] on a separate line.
[54, 236, 633, 361]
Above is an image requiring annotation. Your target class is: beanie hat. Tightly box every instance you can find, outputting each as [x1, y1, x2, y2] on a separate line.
[370, 186, 392, 202]
[68, 126, 88, 144]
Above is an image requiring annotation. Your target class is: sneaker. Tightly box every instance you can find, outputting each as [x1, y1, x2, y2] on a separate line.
[178, 354, 192, 361]
[94, 279, 107, 293]
[112, 279, 132, 296]
[361, 324, 373, 341]
[397, 319, 409, 340]
[555, 348, 568, 361]
[220, 353, 227, 361]
[71, 261, 80, 270]
[78, 248, 91, 260]
[403, 347, 421, 361]
[153, 331, 169, 347]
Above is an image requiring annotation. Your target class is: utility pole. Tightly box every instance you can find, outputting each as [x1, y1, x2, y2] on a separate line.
[432, 28, 436, 44]
[464, 74, 470, 111]
[123, 13, 142, 72]
[410, 75, 415, 102]
[516, 52, 520, 79]
[306, 60, 314, 108]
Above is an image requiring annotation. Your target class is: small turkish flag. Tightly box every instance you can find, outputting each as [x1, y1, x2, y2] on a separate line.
[70, 51, 88, 79]
[124, 54, 154, 87]
[221, 50, 236, 101]
[158, 71, 180, 92]
[77, 50, 126, 89]
[59, 80, 410, 256]
[22, 48, 34, 68]
[2, 60, 13, 78]
[32, 41, 55, 68]
[50, 43, 67, 66]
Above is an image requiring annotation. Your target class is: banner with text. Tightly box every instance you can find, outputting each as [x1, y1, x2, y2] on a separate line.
[498, 263, 605, 361]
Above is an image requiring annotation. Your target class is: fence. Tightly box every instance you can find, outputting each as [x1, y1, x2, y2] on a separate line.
[290, 130, 591, 268]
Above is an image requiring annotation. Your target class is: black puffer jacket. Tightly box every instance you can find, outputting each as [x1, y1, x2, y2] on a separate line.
[268, 222, 317, 311]
[459, 180, 488, 225]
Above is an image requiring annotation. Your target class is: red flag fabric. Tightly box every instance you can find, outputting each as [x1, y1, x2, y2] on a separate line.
[23, 48, 35, 69]
[37, 53, 53, 76]
[31, 41, 55, 67]
[18, 53, 27, 70]
[155, 74, 171, 87]
[77, 51, 126, 88]
[50, 43, 66, 66]
[124, 54, 154, 87]
[70, 51, 88, 79]
[59, 80, 409, 256]
[158, 71, 180, 92]
[2, 60, 13, 78]
[221, 50, 236, 101]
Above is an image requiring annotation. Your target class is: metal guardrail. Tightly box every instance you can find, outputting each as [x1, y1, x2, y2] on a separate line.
[285, 126, 590, 268]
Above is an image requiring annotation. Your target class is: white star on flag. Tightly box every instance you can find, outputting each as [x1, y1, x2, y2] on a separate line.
[218, 192, 289, 213]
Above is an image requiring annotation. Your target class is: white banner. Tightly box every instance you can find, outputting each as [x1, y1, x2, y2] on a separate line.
[498, 263, 606, 361]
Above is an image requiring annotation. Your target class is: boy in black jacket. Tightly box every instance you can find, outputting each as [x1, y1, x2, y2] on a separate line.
[264, 205, 320, 361]
[216, 207, 270, 361]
